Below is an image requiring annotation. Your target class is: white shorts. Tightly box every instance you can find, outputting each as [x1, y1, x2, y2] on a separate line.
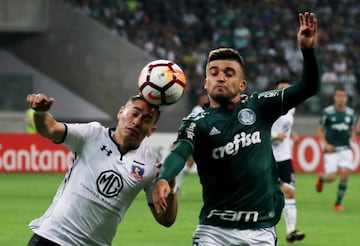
[323, 149, 354, 174]
[192, 224, 277, 246]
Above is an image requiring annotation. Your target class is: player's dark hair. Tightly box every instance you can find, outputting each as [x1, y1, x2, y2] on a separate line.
[129, 94, 161, 123]
[334, 85, 346, 93]
[207, 47, 245, 68]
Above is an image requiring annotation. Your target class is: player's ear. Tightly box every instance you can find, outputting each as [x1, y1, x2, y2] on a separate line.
[117, 106, 125, 120]
[239, 79, 247, 92]
[146, 126, 157, 137]
[203, 78, 208, 90]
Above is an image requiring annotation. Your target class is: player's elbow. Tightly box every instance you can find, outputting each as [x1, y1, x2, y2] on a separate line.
[156, 209, 178, 227]
[159, 216, 177, 227]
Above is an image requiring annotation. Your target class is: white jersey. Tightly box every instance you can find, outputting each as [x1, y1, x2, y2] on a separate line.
[271, 108, 295, 162]
[29, 122, 160, 245]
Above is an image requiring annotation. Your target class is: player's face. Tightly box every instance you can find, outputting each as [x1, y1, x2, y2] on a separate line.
[333, 90, 348, 108]
[116, 99, 157, 150]
[204, 60, 246, 106]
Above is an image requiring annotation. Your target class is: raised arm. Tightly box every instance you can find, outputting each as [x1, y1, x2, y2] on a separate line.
[26, 93, 66, 143]
[282, 12, 320, 112]
[298, 12, 317, 49]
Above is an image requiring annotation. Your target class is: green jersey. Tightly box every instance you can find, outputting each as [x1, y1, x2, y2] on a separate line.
[319, 105, 355, 149]
[177, 91, 286, 229]
[159, 48, 319, 230]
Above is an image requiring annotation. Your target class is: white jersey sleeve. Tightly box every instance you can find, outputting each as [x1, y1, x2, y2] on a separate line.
[271, 108, 295, 162]
[29, 122, 160, 245]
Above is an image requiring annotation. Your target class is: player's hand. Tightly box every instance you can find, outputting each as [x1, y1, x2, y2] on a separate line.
[27, 93, 55, 113]
[324, 143, 335, 153]
[277, 132, 286, 141]
[152, 179, 171, 213]
[291, 132, 300, 145]
[297, 12, 317, 49]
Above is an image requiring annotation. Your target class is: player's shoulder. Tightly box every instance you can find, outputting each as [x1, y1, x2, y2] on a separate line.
[345, 106, 355, 115]
[191, 105, 204, 115]
[66, 121, 105, 134]
[184, 107, 208, 122]
[323, 105, 335, 114]
[87, 121, 105, 129]
[67, 121, 102, 128]
[136, 143, 161, 164]
[83, 122, 107, 135]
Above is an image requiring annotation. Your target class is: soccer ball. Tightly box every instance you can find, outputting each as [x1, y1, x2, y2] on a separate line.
[138, 59, 186, 105]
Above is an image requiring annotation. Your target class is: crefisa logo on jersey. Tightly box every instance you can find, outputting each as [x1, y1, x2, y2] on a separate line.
[238, 108, 256, 125]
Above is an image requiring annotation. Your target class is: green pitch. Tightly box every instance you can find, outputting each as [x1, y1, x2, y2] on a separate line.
[0, 172, 359, 245]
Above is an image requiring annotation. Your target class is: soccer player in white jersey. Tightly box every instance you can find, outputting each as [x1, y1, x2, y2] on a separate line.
[26, 93, 178, 246]
[271, 79, 305, 243]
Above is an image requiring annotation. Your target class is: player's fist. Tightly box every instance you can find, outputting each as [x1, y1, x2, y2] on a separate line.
[27, 93, 55, 113]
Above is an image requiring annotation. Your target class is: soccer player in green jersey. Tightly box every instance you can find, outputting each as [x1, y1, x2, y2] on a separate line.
[153, 12, 319, 245]
[316, 86, 356, 211]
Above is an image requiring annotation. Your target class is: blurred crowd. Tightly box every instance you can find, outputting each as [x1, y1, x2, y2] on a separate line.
[65, 0, 360, 113]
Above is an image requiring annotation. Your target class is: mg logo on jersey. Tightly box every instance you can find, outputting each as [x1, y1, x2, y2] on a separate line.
[212, 131, 261, 159]
[97, 170, 123, 198]
[207, 209, 259, 222]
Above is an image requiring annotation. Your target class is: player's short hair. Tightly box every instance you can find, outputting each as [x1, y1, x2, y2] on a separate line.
[207, 47, 245, 69]
[128, 94, 161, 123]
[334, 85, 347, 93]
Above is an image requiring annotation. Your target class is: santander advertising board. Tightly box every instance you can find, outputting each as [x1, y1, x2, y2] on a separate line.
[0, 133, 72, 172]
[0, 133, 359, 173]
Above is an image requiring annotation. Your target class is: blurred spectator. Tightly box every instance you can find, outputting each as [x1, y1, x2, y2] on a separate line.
[64, 0, 360, 113]
[333, 53, 348, 74]
[233, 20, 251, 53]
[321, 67, 339, 106]
[25, 108, 36, 133]
[254, 68, 271, 91]
[338, 68, 357, 105]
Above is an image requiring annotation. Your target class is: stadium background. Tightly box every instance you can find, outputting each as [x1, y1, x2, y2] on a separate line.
[0, 0, 360, 172]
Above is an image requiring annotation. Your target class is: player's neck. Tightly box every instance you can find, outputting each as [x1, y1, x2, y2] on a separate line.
[210, 97, 240, 110]
[111, 130, 136, 153]
[334, 104, 346, 111]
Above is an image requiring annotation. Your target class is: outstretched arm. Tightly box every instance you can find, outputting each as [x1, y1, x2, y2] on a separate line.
[149, 179, 178, 227]
[283, 12, 320, 112]
[152, 141, 192, 214]
[26, 93, 66, 143]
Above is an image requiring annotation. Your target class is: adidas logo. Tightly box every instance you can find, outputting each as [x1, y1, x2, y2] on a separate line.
[209, 127, 221, 136]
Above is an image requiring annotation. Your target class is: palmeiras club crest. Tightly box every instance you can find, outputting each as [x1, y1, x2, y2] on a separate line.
[238, 108, 256, 125]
